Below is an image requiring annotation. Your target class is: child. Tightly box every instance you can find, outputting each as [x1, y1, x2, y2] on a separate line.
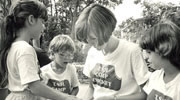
[40, 34, 79, 98]
[0, 0, 80, 100]
[75, 3, 150, 100]
[140, 21, 180, 100]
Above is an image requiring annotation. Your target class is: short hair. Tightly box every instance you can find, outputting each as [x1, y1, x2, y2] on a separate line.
[48, 35, 76, 54]
[75, 3, 117, 46]
[140, 21, 180, 69]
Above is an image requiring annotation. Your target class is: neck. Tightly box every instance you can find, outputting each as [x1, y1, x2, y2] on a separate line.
[163, 64, 180, 83]
[51, 61, 66, 74]
[103, 35, 119, 55]
[15, 28, 31, 42]
[52, 61, 64, 69]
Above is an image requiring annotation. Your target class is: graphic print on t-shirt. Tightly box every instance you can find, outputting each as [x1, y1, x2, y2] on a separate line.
[47, 79, 71, 94]
[90, 63, 121, 91]
[147, 89, 172, 100]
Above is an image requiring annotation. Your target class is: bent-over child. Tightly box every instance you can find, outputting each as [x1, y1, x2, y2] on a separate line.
[75, 3, 150, 100]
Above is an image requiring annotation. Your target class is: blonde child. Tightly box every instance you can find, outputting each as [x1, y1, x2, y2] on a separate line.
[140, 21, 180, 100]
[75, 3, 150, 100]
[0, 0, 80, 100]
[40, 34, 79, 99]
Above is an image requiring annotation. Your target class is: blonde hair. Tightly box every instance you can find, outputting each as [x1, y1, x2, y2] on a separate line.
[48, 34, 75, 55]
[75, 3, 117, 46]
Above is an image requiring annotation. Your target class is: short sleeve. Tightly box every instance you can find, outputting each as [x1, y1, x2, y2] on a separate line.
[70, 65, 80, 88]
[83, 53, 94, 77]
[131, 46, 151, 85]
[17, 54, 40, 85]
[143, 70, 161, 94]
[143, 79, 152, 94]
[40, 65, 51, 84]
[83, 47, 100, 78]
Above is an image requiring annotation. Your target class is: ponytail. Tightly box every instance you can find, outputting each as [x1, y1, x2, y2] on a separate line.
[0, 15, 17, 88]
[0, 0, 48, 88]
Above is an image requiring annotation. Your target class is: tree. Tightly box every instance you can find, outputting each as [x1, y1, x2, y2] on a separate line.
[0, 0, 11, 17]
[43, 0, 123, 42]
[117, 1, 180, 42]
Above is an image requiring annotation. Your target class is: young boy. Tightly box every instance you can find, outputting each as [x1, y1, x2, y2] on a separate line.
[75, 3, 150, 100]
[140, 21, 180, 100]
[40, 35, 80, 98]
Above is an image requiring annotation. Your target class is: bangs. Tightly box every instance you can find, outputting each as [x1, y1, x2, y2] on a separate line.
[59, 45, 75, 53]
[140, 21, 180, 54]
[139, 29, 156, 51]
[89, 21, 105, 46]
[76, 21, 89, 43]
[49, 35, 75, 53]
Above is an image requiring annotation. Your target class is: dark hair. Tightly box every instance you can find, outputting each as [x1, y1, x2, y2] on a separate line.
[0, 0, 48, 88]
[75, 3, 117, 46]
[139, 21, 180, 69]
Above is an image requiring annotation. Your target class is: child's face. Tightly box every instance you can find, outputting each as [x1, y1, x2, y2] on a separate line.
[87, 31, 107, 50]
[30, 18, 45, 40]
[54, 51, 74, 67]
[146, 50, 162, 70]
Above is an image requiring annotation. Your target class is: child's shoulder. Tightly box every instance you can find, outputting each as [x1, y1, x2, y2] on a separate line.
[119, 39, 140, 50]
[11, 41, 35, 55]
[41, 63, 52, 71]
[13, 41, 32, 48]
[149, 69, 164, 80]
[66, 64, 77, 72]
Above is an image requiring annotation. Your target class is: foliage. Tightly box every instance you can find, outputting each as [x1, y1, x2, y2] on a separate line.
[0, 0, 11, 17]
[42, 0, 123, 41]
[117, 1, 180, 42]
[73, 63, 90, 84]
[41, 0, 123, 62]
[73, 41, 86, 62]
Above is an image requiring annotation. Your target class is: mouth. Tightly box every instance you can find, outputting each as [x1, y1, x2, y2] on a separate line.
[63, 62, 68, 65]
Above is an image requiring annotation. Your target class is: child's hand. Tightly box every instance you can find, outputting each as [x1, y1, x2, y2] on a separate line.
[64, 95, 82, 100]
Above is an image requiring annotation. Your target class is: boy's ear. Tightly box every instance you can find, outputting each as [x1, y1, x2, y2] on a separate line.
[27, 15, 36, 25]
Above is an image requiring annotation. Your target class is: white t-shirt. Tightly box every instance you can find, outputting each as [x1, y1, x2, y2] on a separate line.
[41, 63, 79, 94]
[7, 41, 40, 92]
[143, 69, 180, 100]
[83, 39, 150, 99]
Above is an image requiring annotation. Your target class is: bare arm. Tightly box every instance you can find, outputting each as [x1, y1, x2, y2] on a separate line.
[115, 83, 147, 100]
[29, 80, 80, 100]
[96, 83, 147, 100]
[115, 90, 147, 100]
[71, 86, 79, 96]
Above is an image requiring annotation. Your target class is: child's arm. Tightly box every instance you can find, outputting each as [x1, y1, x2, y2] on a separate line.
[114, 88, 147, 100]
[96, 89, 147, 100]
[96, 83, 147, 100]
[114, 81, 147, 100]
[29, 80, 81, 100]
[71, 86, 79, 96]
